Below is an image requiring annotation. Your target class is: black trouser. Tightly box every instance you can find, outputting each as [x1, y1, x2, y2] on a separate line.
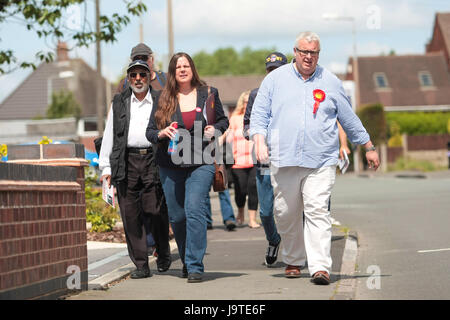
[116, 149, 170, 270]
[231, 166, 258, 210]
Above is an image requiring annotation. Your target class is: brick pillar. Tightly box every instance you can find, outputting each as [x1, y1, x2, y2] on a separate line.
[0, 144, 89, 300]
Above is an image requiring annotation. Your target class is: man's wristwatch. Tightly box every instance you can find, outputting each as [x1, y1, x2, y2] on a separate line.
[365, 146, 376, 152]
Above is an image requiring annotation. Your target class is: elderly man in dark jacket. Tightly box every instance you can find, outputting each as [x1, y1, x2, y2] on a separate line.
[99, 60, 171, 279]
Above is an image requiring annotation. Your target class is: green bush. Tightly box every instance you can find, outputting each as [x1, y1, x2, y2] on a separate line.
[386, 112, 450, 136]
[192, 47, 294, 76]
[46, 89, 81, 120]
[357, 103, 387, 145]
[387, 121, 403, 147]
[86, 200, 119, 232]
[85, 169, 120, 233]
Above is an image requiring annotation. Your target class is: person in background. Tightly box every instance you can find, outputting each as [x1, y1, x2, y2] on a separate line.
[116, 43, 167, 94]
[226, 90, 260, 228]
[205, 189, 236, 231]
[242, 52, 287, 266]
[146, 52, 229, 283]
[205, 130, 237, 231]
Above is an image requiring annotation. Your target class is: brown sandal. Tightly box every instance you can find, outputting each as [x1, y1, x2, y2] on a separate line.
[312, 271, 330, 285]
[285, 265, 301, 278]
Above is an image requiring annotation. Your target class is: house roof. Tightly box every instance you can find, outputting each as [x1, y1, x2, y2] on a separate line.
[436, 13, 450, 57]
[202, 74, 265, 106]
[356, 53, 450, 108]
[0, 59, 111, 120]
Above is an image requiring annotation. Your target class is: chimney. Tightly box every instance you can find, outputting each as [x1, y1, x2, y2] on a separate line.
[56, 41, 69, 61]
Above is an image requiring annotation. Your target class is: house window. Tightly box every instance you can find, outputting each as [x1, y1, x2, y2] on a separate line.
[418, 71, 433, 87]
[373, 72, 389, 88]
[84, 121, 98, 132]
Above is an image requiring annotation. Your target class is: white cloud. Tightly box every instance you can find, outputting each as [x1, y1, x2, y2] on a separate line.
[147, 0, 431, 40]
[357, 41, 391, 56]
[356, 41, 419, 57]
[71, 44, 120, 82]
[326, 61, 348, 74]
[72, 45, 97, 71]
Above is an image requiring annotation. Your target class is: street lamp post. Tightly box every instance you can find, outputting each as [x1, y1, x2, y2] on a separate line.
[167, 0, 174, 58]
[322, 13, 360, 174]
[95, 0, 104, 136]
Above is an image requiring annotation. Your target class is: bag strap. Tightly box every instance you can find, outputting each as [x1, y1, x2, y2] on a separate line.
[206, 85, 221, 165]
[155, 71, 166, 87]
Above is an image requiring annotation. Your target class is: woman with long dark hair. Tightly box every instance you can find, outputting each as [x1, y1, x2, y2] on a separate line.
[146, 52, 228, 283]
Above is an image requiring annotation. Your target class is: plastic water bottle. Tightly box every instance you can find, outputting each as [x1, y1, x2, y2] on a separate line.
[167, 122, 179, 155]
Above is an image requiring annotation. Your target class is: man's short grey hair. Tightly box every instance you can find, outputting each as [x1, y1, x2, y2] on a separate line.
[295, 31, 321, 50]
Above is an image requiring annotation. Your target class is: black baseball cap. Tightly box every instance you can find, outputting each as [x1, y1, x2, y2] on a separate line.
[127, 60, 150, 73]
[265, 52, 288, 69]
[130, 43, 153, 60]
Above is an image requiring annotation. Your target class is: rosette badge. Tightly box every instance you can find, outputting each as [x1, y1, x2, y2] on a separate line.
[312, 89, 326, 114]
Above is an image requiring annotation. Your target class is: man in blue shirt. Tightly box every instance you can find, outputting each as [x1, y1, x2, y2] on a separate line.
[249, 31, 379, 285]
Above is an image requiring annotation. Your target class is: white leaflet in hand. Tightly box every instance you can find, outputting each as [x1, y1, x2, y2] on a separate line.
[338, 150, 349, 174]
[102, 179, 115, 208]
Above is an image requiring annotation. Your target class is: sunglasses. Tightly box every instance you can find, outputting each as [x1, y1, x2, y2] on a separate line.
[133, 55, 149, 61]
[129, 72, 148, 79]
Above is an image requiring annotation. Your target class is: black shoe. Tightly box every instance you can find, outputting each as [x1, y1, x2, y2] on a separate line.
[207, 223, 213, 230]
[130, 268, 151, 279]
[225, 220, 236, 231]
[157, 257, 172, 272]
[187, 273, 203, 283]
[264, 241, 280, 267]
[181, 265, 188, 278]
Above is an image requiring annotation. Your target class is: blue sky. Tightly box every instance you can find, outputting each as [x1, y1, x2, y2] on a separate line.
[0, 0, 449, 104]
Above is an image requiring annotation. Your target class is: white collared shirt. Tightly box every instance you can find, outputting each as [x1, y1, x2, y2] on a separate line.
[99, 90, 153, 176]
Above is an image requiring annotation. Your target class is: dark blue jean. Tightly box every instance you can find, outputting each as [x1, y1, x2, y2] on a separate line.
[255, 167, 281, 246]
[159, 164, 215, 274]
[206, 189, 236, 225]
[143, 218, 156, 247]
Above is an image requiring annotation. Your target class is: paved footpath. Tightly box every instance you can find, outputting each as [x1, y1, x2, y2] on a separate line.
[67, 191, 357, 301]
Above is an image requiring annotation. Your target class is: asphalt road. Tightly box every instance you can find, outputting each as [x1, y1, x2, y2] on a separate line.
[331, 171, 450, 300]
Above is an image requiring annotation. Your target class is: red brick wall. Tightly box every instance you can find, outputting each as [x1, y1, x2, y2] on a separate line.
[0, 145, 88, 300]
[387, 147, 403, 163]
[407, 134, 450, 151]
[426, 18, 450, 70]
[386, 134, 450, 163]
[78, 136, 98, 153]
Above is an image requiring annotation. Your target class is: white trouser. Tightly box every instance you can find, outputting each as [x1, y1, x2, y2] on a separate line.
[270, 165, 336, 276]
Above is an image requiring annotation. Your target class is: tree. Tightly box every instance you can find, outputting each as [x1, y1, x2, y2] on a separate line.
[0, 0, 147, 74]
[239, 47, 275, 75]
[357, 103, 387, 170]
[193, 47, 293, 76]
[357, 103, 387, 146]
[46, 89, 81, 120]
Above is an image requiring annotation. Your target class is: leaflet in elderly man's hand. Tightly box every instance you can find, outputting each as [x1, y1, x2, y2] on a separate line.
[102, 178, 115, 208]
[338, 150, 349, 174]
